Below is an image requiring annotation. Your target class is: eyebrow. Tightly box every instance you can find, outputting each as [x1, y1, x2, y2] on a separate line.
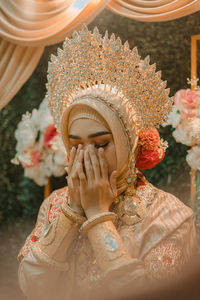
[69, 131, 111, 139]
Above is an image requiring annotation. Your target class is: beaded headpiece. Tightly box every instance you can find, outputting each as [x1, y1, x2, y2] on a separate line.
[47, 24, 173, 132]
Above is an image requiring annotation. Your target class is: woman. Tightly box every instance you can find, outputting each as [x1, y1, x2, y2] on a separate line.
[18, 25, 197, 300]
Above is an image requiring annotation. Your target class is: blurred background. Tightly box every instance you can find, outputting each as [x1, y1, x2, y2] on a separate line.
[0, 7, 200, 300]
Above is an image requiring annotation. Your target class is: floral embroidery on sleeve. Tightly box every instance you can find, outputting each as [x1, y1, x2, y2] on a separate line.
[18, 187, 68, 262]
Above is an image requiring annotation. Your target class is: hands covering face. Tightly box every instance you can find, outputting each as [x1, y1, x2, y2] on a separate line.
[66, 144, 117, 218]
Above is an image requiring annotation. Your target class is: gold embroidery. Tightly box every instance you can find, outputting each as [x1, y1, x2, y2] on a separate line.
[144, 242, 183, 279]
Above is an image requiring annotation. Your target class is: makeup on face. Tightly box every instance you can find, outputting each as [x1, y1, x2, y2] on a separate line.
[69, 131, 112, 150]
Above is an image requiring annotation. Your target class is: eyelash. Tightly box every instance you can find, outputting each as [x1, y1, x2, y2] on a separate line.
[94, 142, 109, 149]
[72, 142, 109, 150]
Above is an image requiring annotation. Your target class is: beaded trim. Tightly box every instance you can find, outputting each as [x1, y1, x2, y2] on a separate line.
[80, 212, 117, 234]
[61, 204, 86, 225]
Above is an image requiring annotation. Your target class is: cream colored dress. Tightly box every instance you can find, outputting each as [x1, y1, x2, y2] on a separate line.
[18, 179, 197, 300]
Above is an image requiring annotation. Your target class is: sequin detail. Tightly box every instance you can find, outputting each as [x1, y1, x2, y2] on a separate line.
[105, 235, 118, 251]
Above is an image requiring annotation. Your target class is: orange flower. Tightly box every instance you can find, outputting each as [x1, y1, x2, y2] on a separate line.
[138, 129, 160, 150]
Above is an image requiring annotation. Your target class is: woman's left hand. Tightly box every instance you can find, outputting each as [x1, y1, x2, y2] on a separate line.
[77, 145, 117, 219]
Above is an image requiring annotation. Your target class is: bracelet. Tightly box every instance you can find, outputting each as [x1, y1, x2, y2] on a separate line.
[79, 212, 116, 234]
[61, 203, 86, 225]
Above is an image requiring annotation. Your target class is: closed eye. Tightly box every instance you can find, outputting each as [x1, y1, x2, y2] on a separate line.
[94, 142, 109, 149]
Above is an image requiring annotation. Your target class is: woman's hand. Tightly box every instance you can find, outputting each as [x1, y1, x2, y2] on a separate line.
[77, 145, 117, 218]
[66, 145, 84, 216]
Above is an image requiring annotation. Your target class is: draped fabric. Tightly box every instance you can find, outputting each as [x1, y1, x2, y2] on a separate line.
[107, 0, 200, 22]
[0, 1, 200, 109]
[0, 0, 109, 110]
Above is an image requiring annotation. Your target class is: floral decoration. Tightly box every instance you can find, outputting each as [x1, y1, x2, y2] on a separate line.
[11, 98, 67, 186]
[164, 77, 200, 171]
[136, 129, 168, 170]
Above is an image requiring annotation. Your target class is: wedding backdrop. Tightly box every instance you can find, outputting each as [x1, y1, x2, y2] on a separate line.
[1, 2, 200, 299]
[0, 6, 200, 226]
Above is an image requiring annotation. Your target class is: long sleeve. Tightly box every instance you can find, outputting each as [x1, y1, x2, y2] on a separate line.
[86, 186, 197, 296]
[18, 187, 79, 300]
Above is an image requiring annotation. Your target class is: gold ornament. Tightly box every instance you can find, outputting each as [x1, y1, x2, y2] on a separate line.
[47, 25, 173, 131]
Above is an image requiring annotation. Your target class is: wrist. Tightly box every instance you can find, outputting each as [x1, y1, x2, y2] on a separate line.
[85, 208, 109, 219]
[68, 200, 84, 216]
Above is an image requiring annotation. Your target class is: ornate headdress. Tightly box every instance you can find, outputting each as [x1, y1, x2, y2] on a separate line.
[46, 25, 172, 197]
[47, 24, 172, 133]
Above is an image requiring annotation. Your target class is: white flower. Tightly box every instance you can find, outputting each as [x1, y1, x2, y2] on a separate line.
[52, 164, 66, 177]
[184, 118, 200, 143]
[163, 106, 181, 128]
[13, 98, 67, 186]
[172, 123, 195, 146]
[15, 117, 38, 152]
[51, 137, 67, 176]
[24, 162, 48, 186]
[31, 108, 41, 130]
[186, 146, 200, 170]
[11, 157, 20, 165]
[38, 98, 54, 131]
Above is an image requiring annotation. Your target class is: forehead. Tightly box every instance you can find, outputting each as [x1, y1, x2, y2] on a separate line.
[69, 118, 110, 136]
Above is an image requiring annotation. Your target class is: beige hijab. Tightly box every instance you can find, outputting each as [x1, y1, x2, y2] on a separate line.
[60, 89, 138, 196]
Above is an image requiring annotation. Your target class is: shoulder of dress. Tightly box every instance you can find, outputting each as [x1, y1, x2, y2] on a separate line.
[140, 184, 193, 233]
[137, 182, 192, 218]
[154, 186, 192, 217]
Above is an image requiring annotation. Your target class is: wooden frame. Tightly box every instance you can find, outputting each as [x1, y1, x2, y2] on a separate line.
[44, 177, 51, 199]
[190, 34, 200, 209]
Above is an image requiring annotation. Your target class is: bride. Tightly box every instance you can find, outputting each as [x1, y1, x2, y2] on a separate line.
[18, 25, 197, 300]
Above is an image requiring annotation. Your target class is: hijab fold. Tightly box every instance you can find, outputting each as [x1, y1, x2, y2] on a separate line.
[60, 91, 137, 196]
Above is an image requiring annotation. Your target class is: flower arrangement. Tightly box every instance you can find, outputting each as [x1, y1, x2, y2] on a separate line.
[164, 77, 200, 171]
[11, 99, 67, 186]
[136, 129, 168, 170]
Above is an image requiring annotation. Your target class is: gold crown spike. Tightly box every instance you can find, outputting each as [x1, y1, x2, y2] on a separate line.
[47, 24, 173, 130]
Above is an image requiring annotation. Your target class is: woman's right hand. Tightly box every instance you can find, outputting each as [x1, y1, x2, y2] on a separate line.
[66, 144, 84, 216]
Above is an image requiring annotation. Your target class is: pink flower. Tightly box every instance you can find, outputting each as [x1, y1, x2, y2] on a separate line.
[44, 124, 58, 147]
[22, 151, 40, 168]
[174, 89, 200, 118]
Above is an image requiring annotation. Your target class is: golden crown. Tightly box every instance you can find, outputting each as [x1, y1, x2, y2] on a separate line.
[47, 25, 172, 130]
